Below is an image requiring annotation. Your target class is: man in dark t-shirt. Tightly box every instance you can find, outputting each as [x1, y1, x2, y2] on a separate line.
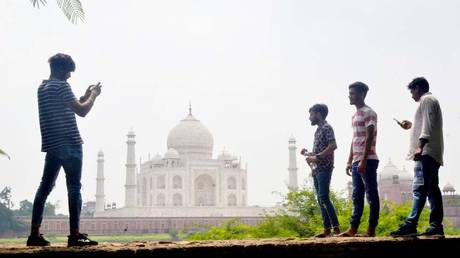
[304, 104, 340, 237]
[27, 53, 101, 247]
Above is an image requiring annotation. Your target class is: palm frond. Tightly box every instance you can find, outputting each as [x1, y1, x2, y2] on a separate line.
[30, 0, 48, 8]
[56, 0, 85, 24]
[0, 148, 10, 160]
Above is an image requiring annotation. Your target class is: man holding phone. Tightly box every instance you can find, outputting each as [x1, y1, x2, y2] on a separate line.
[391, 77, 444, 238]
[27, 53, 102, 247]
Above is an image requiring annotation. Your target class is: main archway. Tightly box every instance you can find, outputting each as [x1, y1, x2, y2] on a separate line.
[194, 174, 216, 206]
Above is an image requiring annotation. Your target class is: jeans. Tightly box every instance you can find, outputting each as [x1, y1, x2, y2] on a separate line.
[350, 159, 380, 229]
[313, 167, 339, 229]
[405, 155, 443, 228]
[31, 145, 83, 232]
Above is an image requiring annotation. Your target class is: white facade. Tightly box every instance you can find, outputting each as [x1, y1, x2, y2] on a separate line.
[94, 109, 274, 218]
[136, 112, 247, 208]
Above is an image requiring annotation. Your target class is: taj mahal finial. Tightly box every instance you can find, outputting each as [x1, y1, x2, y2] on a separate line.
[189, 101, 192, 115]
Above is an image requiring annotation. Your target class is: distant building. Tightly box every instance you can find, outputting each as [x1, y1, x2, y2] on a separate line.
[378, 159, 413, 204]
[94, 106, 275, 218]
[442, 183, 460, 228]
[81, 201, 95, 217]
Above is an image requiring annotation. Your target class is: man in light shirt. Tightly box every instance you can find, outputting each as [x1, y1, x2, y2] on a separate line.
[391, 77, 444, 238]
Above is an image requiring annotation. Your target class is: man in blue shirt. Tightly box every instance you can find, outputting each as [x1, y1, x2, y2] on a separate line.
[27, 53, 101, 247]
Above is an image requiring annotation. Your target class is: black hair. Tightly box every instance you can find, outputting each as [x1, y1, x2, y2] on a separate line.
[48, 53, 75, 74]
[309, 104, 329, 119]
[348, 81, 369, 94]
[408, 77, 429, 93]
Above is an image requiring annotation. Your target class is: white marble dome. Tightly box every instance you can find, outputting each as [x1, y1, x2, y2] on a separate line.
[379, 159, 412, 181]
[167, 113, 214, 159]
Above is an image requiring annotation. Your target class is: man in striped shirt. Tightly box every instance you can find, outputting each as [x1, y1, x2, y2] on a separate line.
[27, 53, 101, 247]
[339, 82, 380, 237]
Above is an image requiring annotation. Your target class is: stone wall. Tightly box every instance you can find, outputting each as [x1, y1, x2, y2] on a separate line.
[19, 217, 264, 235]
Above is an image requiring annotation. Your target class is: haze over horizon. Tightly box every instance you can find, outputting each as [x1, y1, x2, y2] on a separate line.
[1, 0, 460, 215]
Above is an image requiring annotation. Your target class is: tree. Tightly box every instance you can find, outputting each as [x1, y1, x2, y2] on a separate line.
[187, 185, 456, 240]
[44, 202, 56, 216]
[0, 203, 28, 234]
[30, 0, 85, 24]
[0, 186, 13, 209]
[14, 200, 33, 216]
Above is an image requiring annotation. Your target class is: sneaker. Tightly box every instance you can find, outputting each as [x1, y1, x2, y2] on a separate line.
[390, 224, 418, 237]
[418, 227, 445, 239]
[26, 234, 50, 247]
[67, 233, 98, 247]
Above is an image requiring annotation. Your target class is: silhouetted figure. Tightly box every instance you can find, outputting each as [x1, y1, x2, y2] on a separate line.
[391, 77, 444, 238]
[339, 82, 380, 237]
[304, 104, 340, 238]
[27, 53, 102, 247]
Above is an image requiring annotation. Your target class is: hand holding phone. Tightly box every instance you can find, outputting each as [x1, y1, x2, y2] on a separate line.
[394, 118, 412, 130]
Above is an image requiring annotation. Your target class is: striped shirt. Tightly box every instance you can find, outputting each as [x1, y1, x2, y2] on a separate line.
[351, 105, 378, 162]
[38, 80, 83, 152]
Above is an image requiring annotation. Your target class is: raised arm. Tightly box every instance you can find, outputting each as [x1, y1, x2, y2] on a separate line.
[68, 84, 101, 117]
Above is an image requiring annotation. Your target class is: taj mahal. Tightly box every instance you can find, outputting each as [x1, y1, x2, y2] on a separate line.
[93, 107, 276, 218]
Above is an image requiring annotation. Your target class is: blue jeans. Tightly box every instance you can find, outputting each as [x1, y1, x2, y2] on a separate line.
[350, 159, 380, 229]
[31, 145, 83, 231]
[405, 155, 443, 228]
[313, 167, 339, 229]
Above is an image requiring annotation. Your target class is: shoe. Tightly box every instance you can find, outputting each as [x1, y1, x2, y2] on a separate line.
[26, 234, 50, 247]
[67, 233, 98, 247]
[418, 227, 445, 239]
[356, 227, 376, 237]
[336, 228, 357, 237]
[390, 224, 418, 237]
[314, 228, 333, 238]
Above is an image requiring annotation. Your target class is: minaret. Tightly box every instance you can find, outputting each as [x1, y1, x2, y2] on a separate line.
[95, 150, 105, 213]
[288, 135, 298, 190]
[125, 130, 137, 207]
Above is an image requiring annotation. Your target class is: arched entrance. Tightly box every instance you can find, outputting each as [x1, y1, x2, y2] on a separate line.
[194, 174, 216, 206]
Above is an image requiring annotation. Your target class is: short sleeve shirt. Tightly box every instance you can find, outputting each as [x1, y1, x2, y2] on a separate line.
[351, 105, 378, 162]
[313, 121, 335, 170]
[38, 80, 83, 152]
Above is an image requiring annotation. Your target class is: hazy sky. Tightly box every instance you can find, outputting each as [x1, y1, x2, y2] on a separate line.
[1, 0, 459, 214]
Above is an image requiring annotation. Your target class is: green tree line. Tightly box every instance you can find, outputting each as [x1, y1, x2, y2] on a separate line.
[188, 186, 460, 240]
[0, 186, 56, 234]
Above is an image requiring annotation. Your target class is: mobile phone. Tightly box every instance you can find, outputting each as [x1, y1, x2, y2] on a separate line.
[393, 118, 402, 126]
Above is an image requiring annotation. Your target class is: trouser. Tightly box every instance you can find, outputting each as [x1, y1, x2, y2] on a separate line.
[31, 145, 83, 232]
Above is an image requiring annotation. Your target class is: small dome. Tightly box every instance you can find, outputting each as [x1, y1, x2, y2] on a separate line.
[97, 150, 104, 157]
[164, 148, 180, 159]
[443, 183, 456, 192]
